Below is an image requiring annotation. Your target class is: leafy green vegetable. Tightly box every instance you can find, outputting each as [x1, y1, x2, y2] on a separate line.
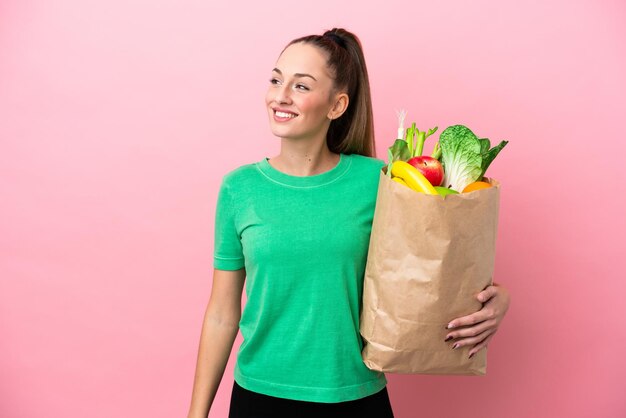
[439, 125, 483, 191]
[479, 138, 491, 155]
[480, 139, 509, 178]
[386, 139, 411, 177]
[389, 139, 411, 161]
[439, 125, 508, 190]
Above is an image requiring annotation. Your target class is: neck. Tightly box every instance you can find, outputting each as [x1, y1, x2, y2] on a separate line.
[268, 139, 340, 177]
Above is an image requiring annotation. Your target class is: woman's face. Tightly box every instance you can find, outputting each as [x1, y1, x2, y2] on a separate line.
[265, 42, 346, 142]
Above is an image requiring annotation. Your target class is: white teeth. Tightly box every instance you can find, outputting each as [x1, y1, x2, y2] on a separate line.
[275, 111, 296, 118]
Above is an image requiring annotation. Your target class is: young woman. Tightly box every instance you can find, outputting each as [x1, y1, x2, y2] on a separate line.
[187, 28, 510, 418]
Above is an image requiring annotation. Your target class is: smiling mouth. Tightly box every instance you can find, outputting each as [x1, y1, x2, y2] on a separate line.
[274, 110, 298, 119]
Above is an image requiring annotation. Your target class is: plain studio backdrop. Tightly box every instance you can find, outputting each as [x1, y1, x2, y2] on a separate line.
[1, 1, 624, 417]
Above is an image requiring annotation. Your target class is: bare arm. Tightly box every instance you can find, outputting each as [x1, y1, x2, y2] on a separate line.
[187, 267, 246, 418]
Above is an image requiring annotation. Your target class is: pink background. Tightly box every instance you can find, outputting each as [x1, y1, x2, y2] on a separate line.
[1, 0, 624, 417]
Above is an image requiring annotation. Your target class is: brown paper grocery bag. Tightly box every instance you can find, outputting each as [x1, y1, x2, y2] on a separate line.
[360, 167, 500, 375]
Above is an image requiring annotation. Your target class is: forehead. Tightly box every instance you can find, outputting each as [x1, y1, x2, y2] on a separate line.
[275, 42, 332, 79]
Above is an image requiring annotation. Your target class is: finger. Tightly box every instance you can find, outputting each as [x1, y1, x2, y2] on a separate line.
[468, 334, 495, 358]
[451, 328, 494, 350]
[477, 285, 498, 303]
[445, 319, 496, 340]
[447, 308, 493, 329]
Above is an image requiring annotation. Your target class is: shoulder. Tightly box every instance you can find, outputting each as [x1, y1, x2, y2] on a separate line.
[215, 162, 263, 205]
[346, 153, 386, 174]
[342, 154, 386, 191]
[220, 161, 260, 188]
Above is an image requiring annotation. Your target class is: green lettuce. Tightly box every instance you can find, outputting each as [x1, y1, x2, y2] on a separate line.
[385, 139, 411, 177]
[478, 137, 509, 179]
[439, 125, 508, 191]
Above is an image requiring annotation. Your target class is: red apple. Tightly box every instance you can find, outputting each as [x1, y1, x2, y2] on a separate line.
[406, 156, 444, 187]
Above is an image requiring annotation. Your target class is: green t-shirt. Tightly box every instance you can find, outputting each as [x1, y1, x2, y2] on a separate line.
[213, 152, 387, 403]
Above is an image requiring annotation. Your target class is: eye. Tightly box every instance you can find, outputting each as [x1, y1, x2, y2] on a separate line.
[269, 78, 281, 85]
[295, 83, 309, 91]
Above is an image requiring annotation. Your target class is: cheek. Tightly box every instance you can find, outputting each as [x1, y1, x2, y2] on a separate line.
[298, 96, 328, 117]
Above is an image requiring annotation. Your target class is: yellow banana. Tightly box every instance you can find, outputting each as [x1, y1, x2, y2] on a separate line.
[392, 176, 409, 187]
[390, 160, 438, 195]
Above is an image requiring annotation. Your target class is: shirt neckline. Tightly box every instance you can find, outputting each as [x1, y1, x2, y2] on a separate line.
[256, 153, 352, 188]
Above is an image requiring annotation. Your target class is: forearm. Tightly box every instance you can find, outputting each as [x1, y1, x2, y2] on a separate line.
[187, 313, 240, 418]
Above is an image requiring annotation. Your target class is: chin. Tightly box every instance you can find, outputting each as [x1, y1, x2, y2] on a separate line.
[270, 127, 292, 139]
[269, 123, 297, 139]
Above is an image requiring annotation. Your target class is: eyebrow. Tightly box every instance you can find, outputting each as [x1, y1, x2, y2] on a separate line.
[272, 68, 317, 81]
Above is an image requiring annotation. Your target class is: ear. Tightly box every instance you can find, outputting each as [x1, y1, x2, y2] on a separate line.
[327, 92, 349, 120]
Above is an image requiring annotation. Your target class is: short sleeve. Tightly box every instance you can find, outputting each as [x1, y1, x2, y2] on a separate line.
[213, 178, 245, 270]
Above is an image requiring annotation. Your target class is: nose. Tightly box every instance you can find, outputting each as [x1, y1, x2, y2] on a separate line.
[274, 83, 292, 105]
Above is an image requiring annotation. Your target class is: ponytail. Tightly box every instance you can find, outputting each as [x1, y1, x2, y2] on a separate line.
[284, 28, 376, 158]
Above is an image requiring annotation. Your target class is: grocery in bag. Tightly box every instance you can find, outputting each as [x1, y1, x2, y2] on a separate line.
[360, 116, 507, 375]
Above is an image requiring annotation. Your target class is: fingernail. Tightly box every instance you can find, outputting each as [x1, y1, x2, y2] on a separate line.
[452, 343, 459, 350]
[444, 336, 453, 342]
[447, 322, 454, 329]
[469, 352, 475, 359]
